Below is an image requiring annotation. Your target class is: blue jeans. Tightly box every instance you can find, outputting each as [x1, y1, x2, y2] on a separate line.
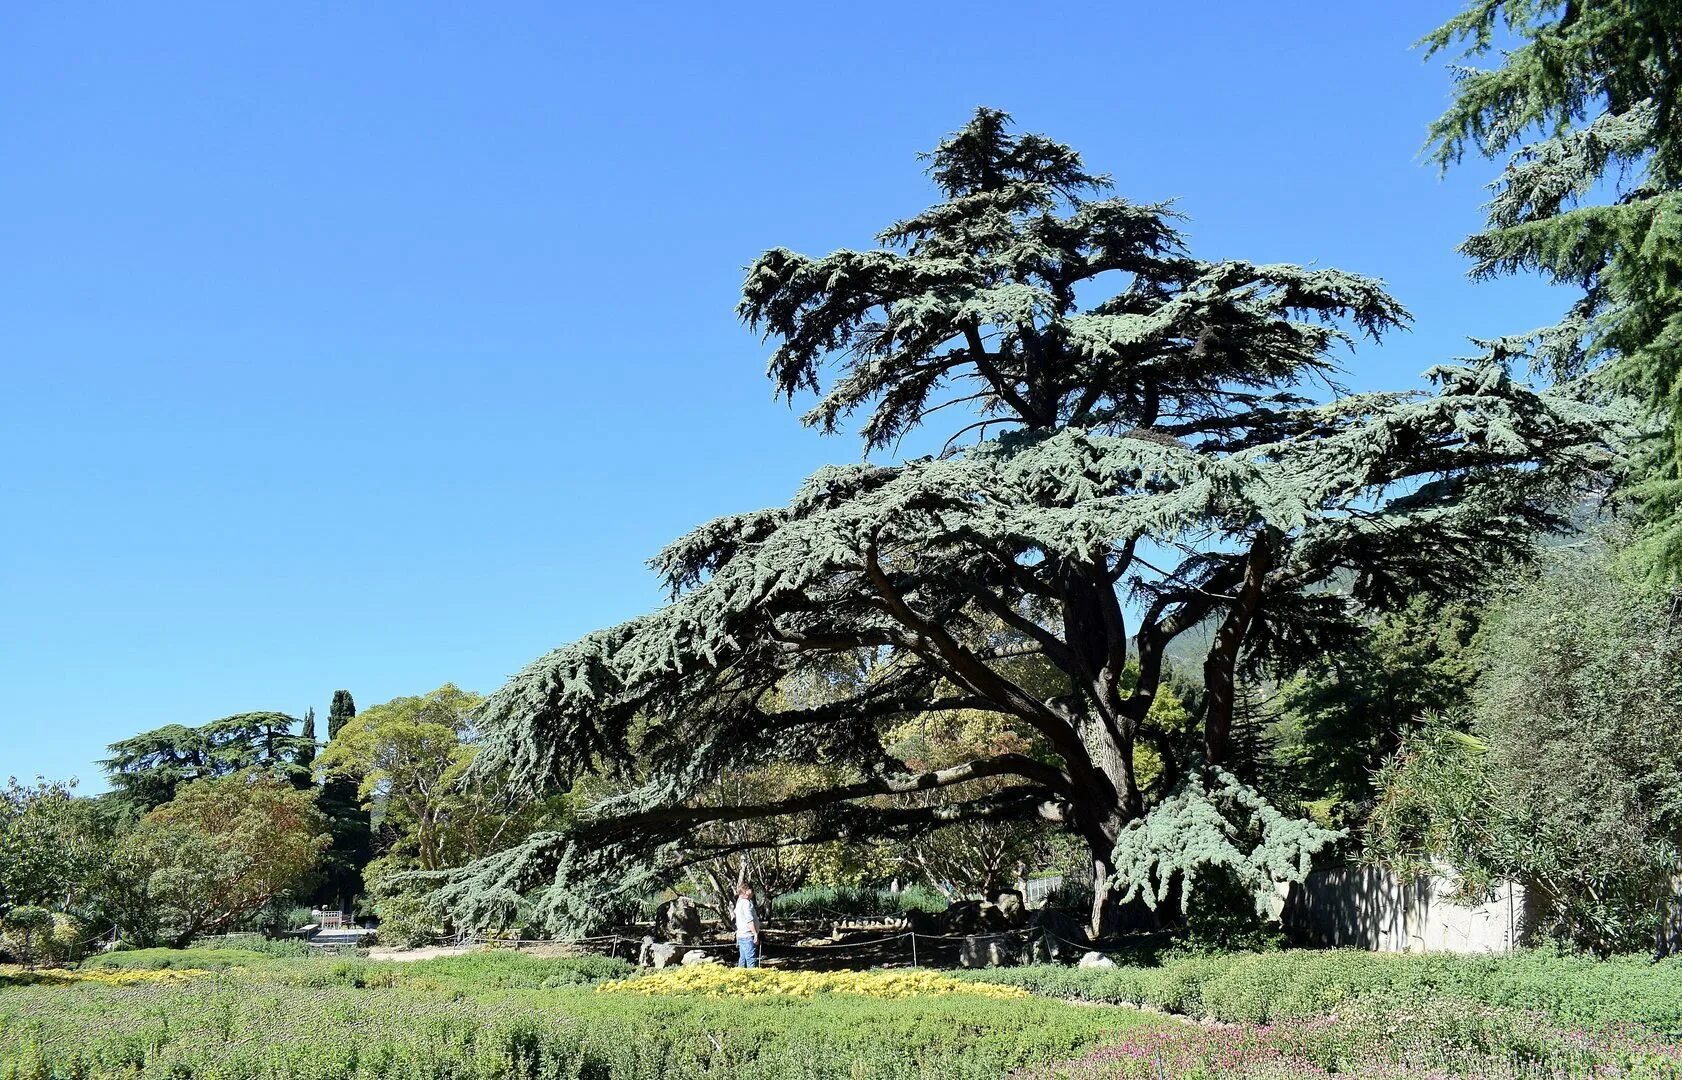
[736, 934, 758, 968]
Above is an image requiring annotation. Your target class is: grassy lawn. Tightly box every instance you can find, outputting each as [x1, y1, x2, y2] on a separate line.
[4, 948, 1681, 1078]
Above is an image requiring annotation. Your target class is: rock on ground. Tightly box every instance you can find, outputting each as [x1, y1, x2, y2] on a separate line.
[653, 896, 703, 944]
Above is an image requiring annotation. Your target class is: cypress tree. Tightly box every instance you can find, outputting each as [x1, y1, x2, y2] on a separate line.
[328, 690, 356, 741]
[298, 707, 317, 775]
[315, 690, 372, 909]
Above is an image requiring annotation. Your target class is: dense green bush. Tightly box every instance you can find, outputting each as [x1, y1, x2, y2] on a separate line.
[1, 911, 89, 967]
[1367, 545, 1682, 955]
[959, 949, 1682, 1033]
[768, 885, 947, 920]
[0, 973, 1149, 1079]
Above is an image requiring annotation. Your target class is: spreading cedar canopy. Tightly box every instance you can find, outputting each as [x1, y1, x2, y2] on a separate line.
[433, 109, 1621, 937]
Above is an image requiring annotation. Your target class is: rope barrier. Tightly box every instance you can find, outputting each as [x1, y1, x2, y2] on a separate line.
[424, 920, 1099, 967]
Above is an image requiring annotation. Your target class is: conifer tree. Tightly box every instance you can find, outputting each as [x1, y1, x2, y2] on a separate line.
[104, 713, 313, 812]
[1424, 0, 1682, 574]
[434, 110, 1619, 936]
[316, 689, 371, 908]
[328, 690, 356, 741]
[298, 707, 317, 775]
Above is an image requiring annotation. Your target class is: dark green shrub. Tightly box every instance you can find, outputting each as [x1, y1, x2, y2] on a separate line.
[769, 885, 946, 920]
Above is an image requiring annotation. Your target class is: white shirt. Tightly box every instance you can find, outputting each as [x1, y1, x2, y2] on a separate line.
[734, 895, 758, 936]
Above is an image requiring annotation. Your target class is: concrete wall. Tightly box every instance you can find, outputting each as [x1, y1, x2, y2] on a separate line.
[1283, 865, 1537, 954]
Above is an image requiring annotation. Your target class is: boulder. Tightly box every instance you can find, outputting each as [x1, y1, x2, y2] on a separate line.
[1077, 950, 1116, 969]
[906, 908, 942, 936]
[993, 890, 1026, 928]
[1027, 907, 1088, 959]
[654, 896, 703, 944]
[680, 949, 722, 967]
[958, 933, 1019, 968]
[638, 936, 681, 969]
[941, 899, 1008, 935]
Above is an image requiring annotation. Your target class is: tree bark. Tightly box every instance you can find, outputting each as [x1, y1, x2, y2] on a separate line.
[1088, 848, 1122, 942]
[1202, 528, 1277, 766]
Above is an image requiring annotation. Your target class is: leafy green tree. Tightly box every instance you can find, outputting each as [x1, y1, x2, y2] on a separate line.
[1273, 596, 1481, 815]
[1369, 542, 1682, 954]
[318, 684, 559, 874]
[103, 712, 314, 813]
[112, 772, 328, 947]
[434, 110, 1618, 937]
[1424, 0, 1682, 575]
[887, 711, 1052, 899]
[0, 778, 109, 913]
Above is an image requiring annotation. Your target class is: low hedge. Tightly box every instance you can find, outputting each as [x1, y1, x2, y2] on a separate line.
[958, 949, 1682, 1033]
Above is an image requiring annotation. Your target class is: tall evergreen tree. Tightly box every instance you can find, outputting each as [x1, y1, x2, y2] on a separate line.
[433, 110, 1618, 936]
[298, 707, 317, 775]
[1424, 0, 1682, 575]
[328, 690, 357, 741]
[315, 690, 372, 909]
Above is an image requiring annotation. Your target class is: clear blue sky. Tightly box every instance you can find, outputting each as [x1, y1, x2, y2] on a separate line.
[1, 1, 1560, 788]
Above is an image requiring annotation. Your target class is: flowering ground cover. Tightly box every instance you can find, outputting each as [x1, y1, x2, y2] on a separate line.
[597, 963, 1030, 999]
[0, 964, 207, 987]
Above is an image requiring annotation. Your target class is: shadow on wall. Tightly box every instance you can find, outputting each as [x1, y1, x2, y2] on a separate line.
[1282, 864, 1545, 954]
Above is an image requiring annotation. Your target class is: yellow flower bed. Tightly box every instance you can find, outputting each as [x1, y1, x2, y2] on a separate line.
[597, 964, 1027, 1000]
[0, 965, 208, 987]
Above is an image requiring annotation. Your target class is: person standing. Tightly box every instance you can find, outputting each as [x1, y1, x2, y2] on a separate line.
[734, 882, 761, 968]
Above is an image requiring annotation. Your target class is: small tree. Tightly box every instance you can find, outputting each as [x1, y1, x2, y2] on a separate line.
[0, 778, 109, 913]
[887, 711, 1051, 899]
[114, 772, 328, 946]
